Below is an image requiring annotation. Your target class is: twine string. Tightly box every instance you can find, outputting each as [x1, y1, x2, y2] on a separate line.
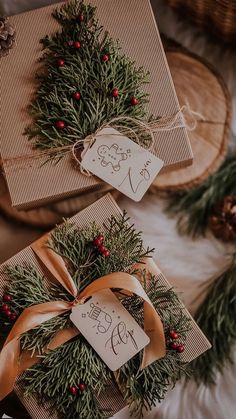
[2, 105, 203, 176]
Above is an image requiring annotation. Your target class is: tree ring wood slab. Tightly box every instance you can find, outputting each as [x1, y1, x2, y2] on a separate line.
[153, 46, 231, 191]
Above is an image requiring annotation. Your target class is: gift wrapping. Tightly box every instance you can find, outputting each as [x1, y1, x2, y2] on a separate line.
[0, 0, 193, 210]
[0, 193, 210, 418]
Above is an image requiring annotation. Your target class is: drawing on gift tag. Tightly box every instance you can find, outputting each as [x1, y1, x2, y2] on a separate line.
[88, 302, 112, 333]
[105, 321, 139, 355]
[84, 300, 139, 356]
[118, 159, 151, 195]
[97, 143, 128, 171]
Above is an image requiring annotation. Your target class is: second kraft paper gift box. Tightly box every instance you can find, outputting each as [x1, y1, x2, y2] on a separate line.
[0, 0, 193, 210]
[0, 193, 210, 418]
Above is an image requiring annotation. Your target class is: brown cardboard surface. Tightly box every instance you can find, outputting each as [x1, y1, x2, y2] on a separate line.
[0, 0, 193, 209]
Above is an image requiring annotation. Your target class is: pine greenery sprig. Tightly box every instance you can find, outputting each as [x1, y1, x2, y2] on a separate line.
[25, 0, 150, 159]
[166, 159, 236, 237]
[0, 212, 191, 418]
[190, 255, 236, 384]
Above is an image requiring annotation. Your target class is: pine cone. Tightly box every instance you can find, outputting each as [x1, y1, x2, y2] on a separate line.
[0, 17, 16, 58]
[208, 196, 236, 242]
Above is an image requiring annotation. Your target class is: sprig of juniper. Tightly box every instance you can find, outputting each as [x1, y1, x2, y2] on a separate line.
[1, 212, 191, 418]
[25, 0, 150, 160]
[166, 159, 236, 237]
[190, 255, 236, 384]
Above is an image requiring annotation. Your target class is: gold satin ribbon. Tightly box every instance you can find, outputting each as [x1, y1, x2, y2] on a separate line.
[0, 234, 165, 401]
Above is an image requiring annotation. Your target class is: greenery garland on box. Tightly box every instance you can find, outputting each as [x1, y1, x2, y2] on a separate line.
[166, 158, 236, 384]
[25, 0, 152, 161]
[0, 213, 191, 419]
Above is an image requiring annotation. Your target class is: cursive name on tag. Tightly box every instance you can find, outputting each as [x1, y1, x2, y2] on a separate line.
[70, 290, 150, 371]
[81, 127, 164, 201]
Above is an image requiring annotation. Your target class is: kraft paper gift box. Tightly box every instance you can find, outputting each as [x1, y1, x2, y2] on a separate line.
[0, 0, 193, 210]
[0, 193, 210, 418]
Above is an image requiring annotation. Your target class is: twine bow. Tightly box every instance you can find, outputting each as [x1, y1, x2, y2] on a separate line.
[0, 234, 166, 401]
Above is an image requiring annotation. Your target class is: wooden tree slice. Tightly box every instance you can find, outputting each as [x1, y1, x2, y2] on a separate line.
[153, 46, 231, 191]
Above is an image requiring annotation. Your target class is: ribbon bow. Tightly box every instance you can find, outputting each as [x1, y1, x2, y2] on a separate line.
[0, 234, 166, 400]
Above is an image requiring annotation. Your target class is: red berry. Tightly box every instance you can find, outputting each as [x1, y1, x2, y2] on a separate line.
[93, 235, 105, 247]
[72, 91, 81, 101]
[10, 313, 17, 321]
[103, 249, 110, 258]
[102, 54, 109, 62]
[77, 14, 84, 22]
[169, 330, 179, 340]
[2, 304, 9, 312]
[176, 345, 185, 353]
[93, 238, 101, 247]
[78, 383, 86, 392]
[5, 309, 12, 317]
[111, 88, 119, 98]
[98, 245, 106, 254]
[55, 120, 65, 130]
[3, 294, 12, 302]
[170, 342, 178, 350]
[57, 58, 65, 67]
[69, 386, 77, 395]
[130, 96, 139, 106]
[73, 41, 81, 49]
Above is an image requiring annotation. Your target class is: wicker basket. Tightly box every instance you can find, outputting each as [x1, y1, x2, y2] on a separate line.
[167, 0, 236, 44]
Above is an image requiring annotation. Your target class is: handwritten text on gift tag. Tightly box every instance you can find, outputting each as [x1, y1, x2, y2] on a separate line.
[70, 290, 150, 371]
[81, 128, 164, 201]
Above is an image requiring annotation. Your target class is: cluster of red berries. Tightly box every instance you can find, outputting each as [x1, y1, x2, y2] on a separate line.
[1, 294, 17, 322]
[168, 330, 185, 353]
[54, 23, 140, 132]
[93, 235, 110, 257]
[69, 382, 86, 396]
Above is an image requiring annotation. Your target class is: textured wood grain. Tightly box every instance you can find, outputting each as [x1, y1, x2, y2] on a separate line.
[153, 47, 231, 190]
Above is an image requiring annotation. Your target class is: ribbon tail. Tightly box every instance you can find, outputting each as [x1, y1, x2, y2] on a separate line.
[0, 338, 21, 400]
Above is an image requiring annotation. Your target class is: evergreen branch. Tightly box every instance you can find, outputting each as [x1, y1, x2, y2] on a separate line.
[166, 159, 236, 237]
[26, 0, 150, 161]
[190, 255, 236, 384]
[22, 338, 110, 419]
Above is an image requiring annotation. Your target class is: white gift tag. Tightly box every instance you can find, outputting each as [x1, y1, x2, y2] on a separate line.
[81, 128, 164, 201]
[70, 289, 150, 371]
